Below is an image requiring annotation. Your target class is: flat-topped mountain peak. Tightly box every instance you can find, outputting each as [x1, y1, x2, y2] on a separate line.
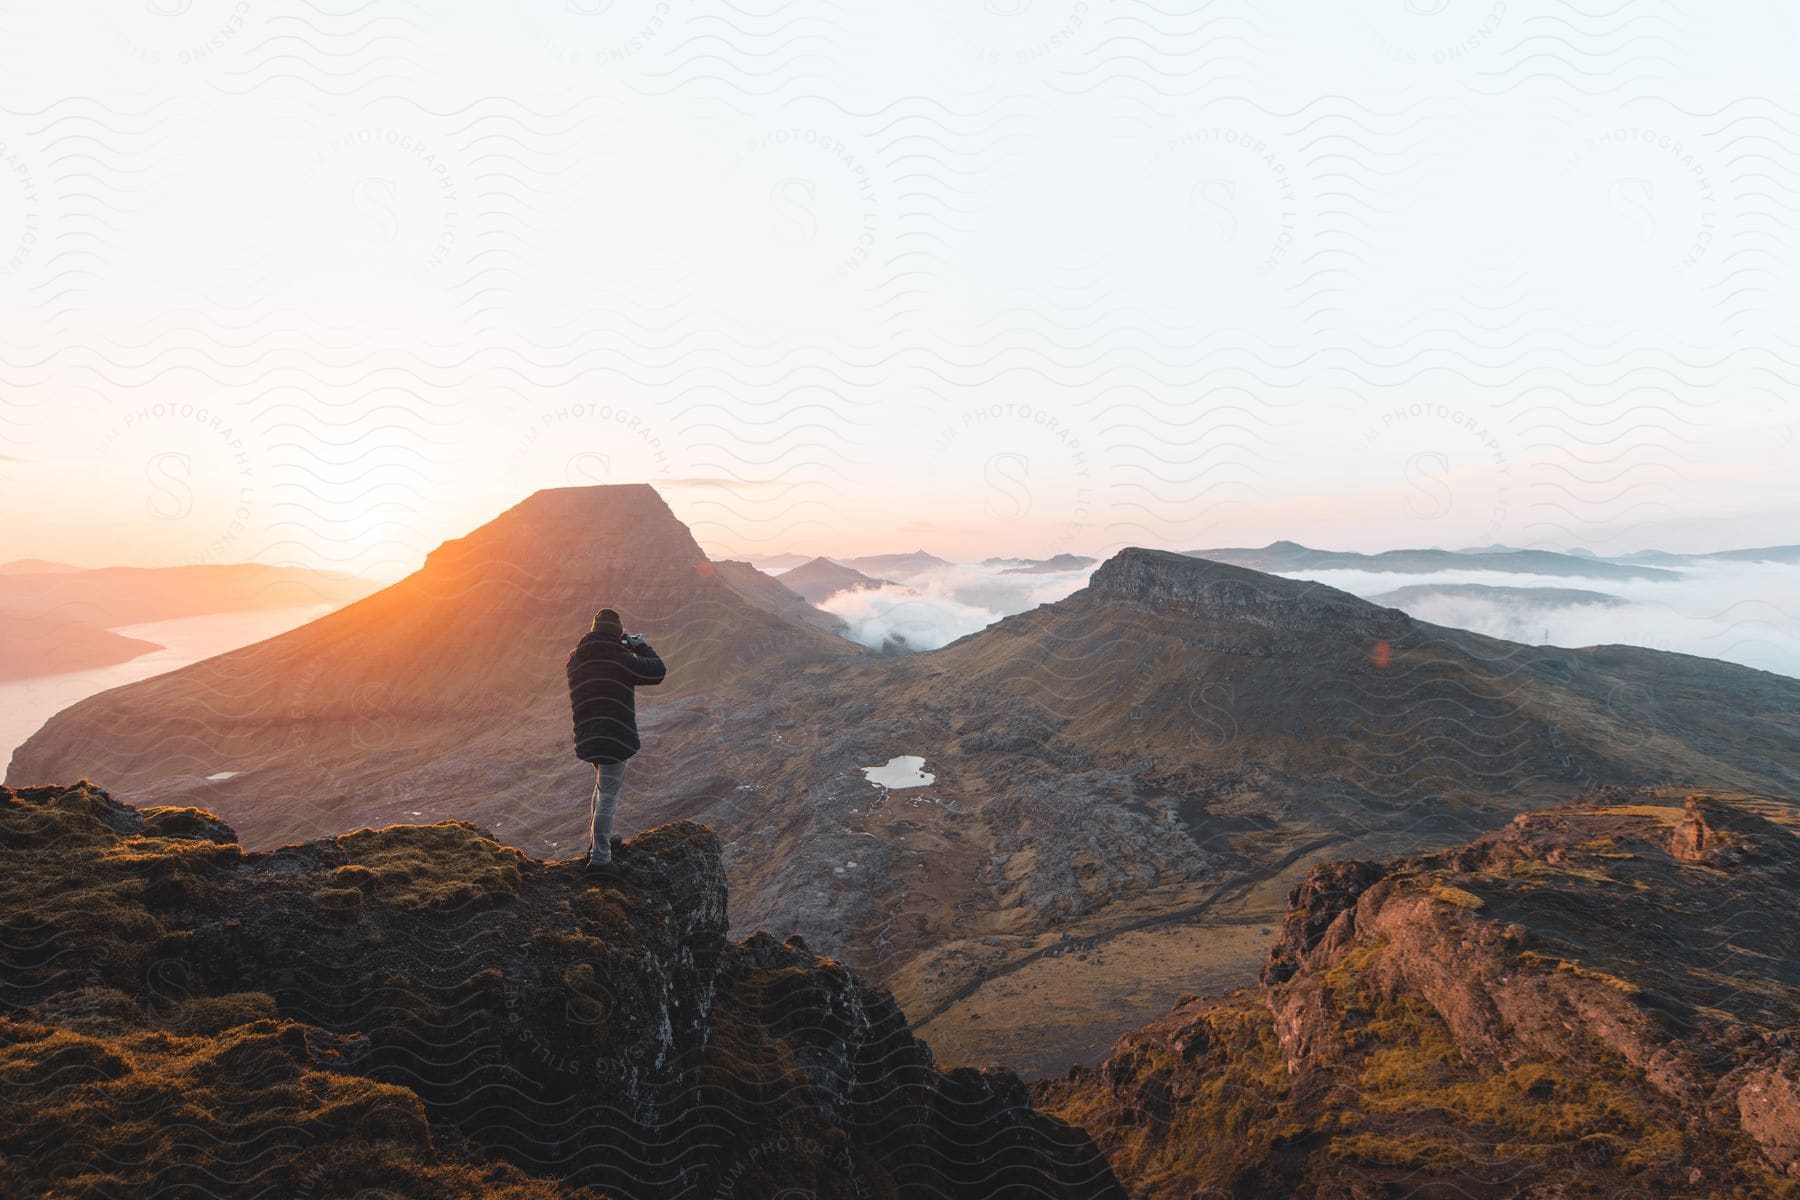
[424, 483, 706, 574]
[1079, 546, 1410, 644]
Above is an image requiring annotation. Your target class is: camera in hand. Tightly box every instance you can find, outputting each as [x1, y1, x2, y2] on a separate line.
[622, 632, 647, 648]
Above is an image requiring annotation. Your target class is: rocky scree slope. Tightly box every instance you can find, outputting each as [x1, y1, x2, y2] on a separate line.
[1035, 786, 1800, 1198]
[0, 781, 1121, 1200]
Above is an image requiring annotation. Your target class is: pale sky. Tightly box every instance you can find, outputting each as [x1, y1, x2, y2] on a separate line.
[1, 1, 1795, 579]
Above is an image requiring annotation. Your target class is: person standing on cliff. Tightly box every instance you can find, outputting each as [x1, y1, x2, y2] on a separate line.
[566, 608, 666, 872]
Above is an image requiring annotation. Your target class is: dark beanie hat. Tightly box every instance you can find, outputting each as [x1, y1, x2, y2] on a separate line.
[592, 608, 623, 637]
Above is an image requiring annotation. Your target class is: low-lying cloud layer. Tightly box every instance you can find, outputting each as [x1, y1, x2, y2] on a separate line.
[801, 553, 1798, 680]
[814, 562, 1093, 650]
[1295, 561, 1800, 679]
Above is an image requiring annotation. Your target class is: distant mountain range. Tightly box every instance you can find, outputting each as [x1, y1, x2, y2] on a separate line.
[1615, 544, 1800, 565]
[744, 549, 1092, 588]
[1184, 540, 1680, 581]
[742, 551, 814, 572]
[0, 558, 83, 574]
[0, 562, 375, 627]
[0, 613, 162, 682]
[746, 542, 1800, 580]
[775, 555, 895, 603]
[841, 549, 953, 578]
[746, 549, 956, 577]
[12, 486, 1799, 1079]
[1368, 582, 1627, 609]
[983, 553, 1098, 574]
[0, 562, 377, 679]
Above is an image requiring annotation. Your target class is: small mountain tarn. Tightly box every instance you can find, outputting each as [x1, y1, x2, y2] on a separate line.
[861, 755, 934, 789]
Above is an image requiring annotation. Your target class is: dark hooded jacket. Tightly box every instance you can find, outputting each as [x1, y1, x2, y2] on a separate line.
[566, 630, 667, 764]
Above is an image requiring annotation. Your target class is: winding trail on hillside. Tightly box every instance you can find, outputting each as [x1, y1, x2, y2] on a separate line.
[909, 831, 1354, 1031]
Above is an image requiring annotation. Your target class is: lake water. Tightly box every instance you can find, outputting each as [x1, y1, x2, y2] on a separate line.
[861, 755, 934, 789]
[1, 605, 334, 776]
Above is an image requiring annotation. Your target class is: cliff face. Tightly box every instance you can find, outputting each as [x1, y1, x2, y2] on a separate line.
[1084, 548, 1411, 655]
[0, 781, 1122, 1200]
[1034, 786, 1800, 1198]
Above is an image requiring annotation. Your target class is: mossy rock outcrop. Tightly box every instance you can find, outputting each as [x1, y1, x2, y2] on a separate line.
[1036, 786, 1800, 1198]
[0, 781, 1121, 1199]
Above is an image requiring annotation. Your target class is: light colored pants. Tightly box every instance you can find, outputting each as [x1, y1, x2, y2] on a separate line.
[587, 761, 627, 863]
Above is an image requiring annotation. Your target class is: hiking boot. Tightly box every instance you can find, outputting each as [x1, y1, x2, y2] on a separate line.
[609, 835, 625, 858]
[586, 853, 638, 881]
